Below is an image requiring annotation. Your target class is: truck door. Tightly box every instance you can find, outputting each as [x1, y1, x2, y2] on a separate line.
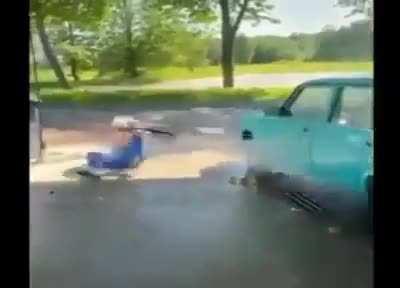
[310, 85, 373, 192]
[244, 85, 336, 177]
[281, 85, 337, 177]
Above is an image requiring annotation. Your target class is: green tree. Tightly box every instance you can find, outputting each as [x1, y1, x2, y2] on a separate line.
[336, 0, 373, 31]
[206, 38, 222, 65]
[289, 33, 317, 60]
[30, 0, 106, 87]
[157, 0, 279, 87]
[96, 1, 210, 74]
[95, 0, 145, 76]
[234, 34, 253, 64]
[219, 0, 279, 87]
[313, 21, 372, 61]
[49, 23, 98, 81]
[138, 3, 210, 69]
[251, 44, 278, 63]
[163, 30, 209, 69]
[121, 0, 139, 77]
[30, 10, 69, 87]
[250, 36, 299, 63]
[321, 25, 337, 32]
[336, 0, 373, 56]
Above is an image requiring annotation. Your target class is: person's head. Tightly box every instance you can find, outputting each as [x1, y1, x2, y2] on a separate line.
[112, 116, 139, 135]
[112, 116, 138, 129]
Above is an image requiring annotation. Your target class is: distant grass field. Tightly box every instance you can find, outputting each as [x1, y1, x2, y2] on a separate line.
[35, 61, 373, 87]
[39, 87, 293, 106]
[150, 61, 373, 81]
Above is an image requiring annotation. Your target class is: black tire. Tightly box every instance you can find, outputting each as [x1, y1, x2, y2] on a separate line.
[244, 168, 285, 194]
[77, 170, 101, 180]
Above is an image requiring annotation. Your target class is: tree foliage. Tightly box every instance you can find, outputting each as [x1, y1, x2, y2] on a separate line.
[205, 21, 371, 64]
[251, 36, 299, 63]
[313, 21, 372, 61]
[206, 38, 222, 65]
[336, 0, 372, 17]
[289, 33, 318, 61]
[31, 0, 108, 85]
[95, 1, 211, 73]
[31, 0, 373, 88]
[156, 0, 279, 87]
[31, 0, 107, 23]
[234, 34, 253, 64]
[336, 0, 373, 31]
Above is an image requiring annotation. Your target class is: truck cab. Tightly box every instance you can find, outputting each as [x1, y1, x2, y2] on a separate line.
[241, 77, 373, 196]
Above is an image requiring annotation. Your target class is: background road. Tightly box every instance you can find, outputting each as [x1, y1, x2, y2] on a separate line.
[81, 72, 371, 92]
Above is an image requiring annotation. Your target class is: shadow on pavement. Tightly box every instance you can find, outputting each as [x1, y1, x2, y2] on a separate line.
[31, 159, 372, 288]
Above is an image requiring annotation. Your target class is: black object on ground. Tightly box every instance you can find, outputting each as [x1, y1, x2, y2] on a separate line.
[286, 191, 323, 214]
[119, 126, 174, 137]
[144, 128, 174, 136]
[76, 169, 100, 179]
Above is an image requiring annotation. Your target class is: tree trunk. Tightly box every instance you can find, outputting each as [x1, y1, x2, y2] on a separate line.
[70, 59, 80, 81]
[35, 15, 70, 89]
[124, 46, 138, 77]
[67, 22, 80, 82]
[122, 0, 139, 77]
[30, 29, 39, 87]
[221, 32, 235, 88]
[220, 0, 235, 88]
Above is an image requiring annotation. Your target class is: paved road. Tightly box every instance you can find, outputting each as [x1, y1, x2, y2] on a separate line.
[30, 106, 372, 288]
[81, 72, 371, 92]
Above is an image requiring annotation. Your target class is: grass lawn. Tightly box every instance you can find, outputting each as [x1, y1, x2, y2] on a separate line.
[39, 87, 293, 106]
[34, 69, 98, 82]
[150, 61, 373, 81]
[35, 61, 372, 87]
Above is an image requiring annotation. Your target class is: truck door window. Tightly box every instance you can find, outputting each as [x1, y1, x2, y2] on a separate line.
[290, 86, 334, 121]
[337, 86, 373, 129]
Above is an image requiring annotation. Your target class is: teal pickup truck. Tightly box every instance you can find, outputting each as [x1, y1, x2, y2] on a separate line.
[241, 77, 373, 220]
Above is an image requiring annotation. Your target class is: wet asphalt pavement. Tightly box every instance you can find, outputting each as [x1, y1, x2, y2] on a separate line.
[30, 105, 372, 288]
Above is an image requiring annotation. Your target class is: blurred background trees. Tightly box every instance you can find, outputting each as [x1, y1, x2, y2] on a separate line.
[30, 0, 107, 88]
[30, 0, 373, 88]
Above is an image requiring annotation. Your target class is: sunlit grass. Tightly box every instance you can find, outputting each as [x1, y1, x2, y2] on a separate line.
[150, 61, 373, 81]
[34, 61, 373, 86]
[34, 68, 97, 82]
[39, 87, 293, 105]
